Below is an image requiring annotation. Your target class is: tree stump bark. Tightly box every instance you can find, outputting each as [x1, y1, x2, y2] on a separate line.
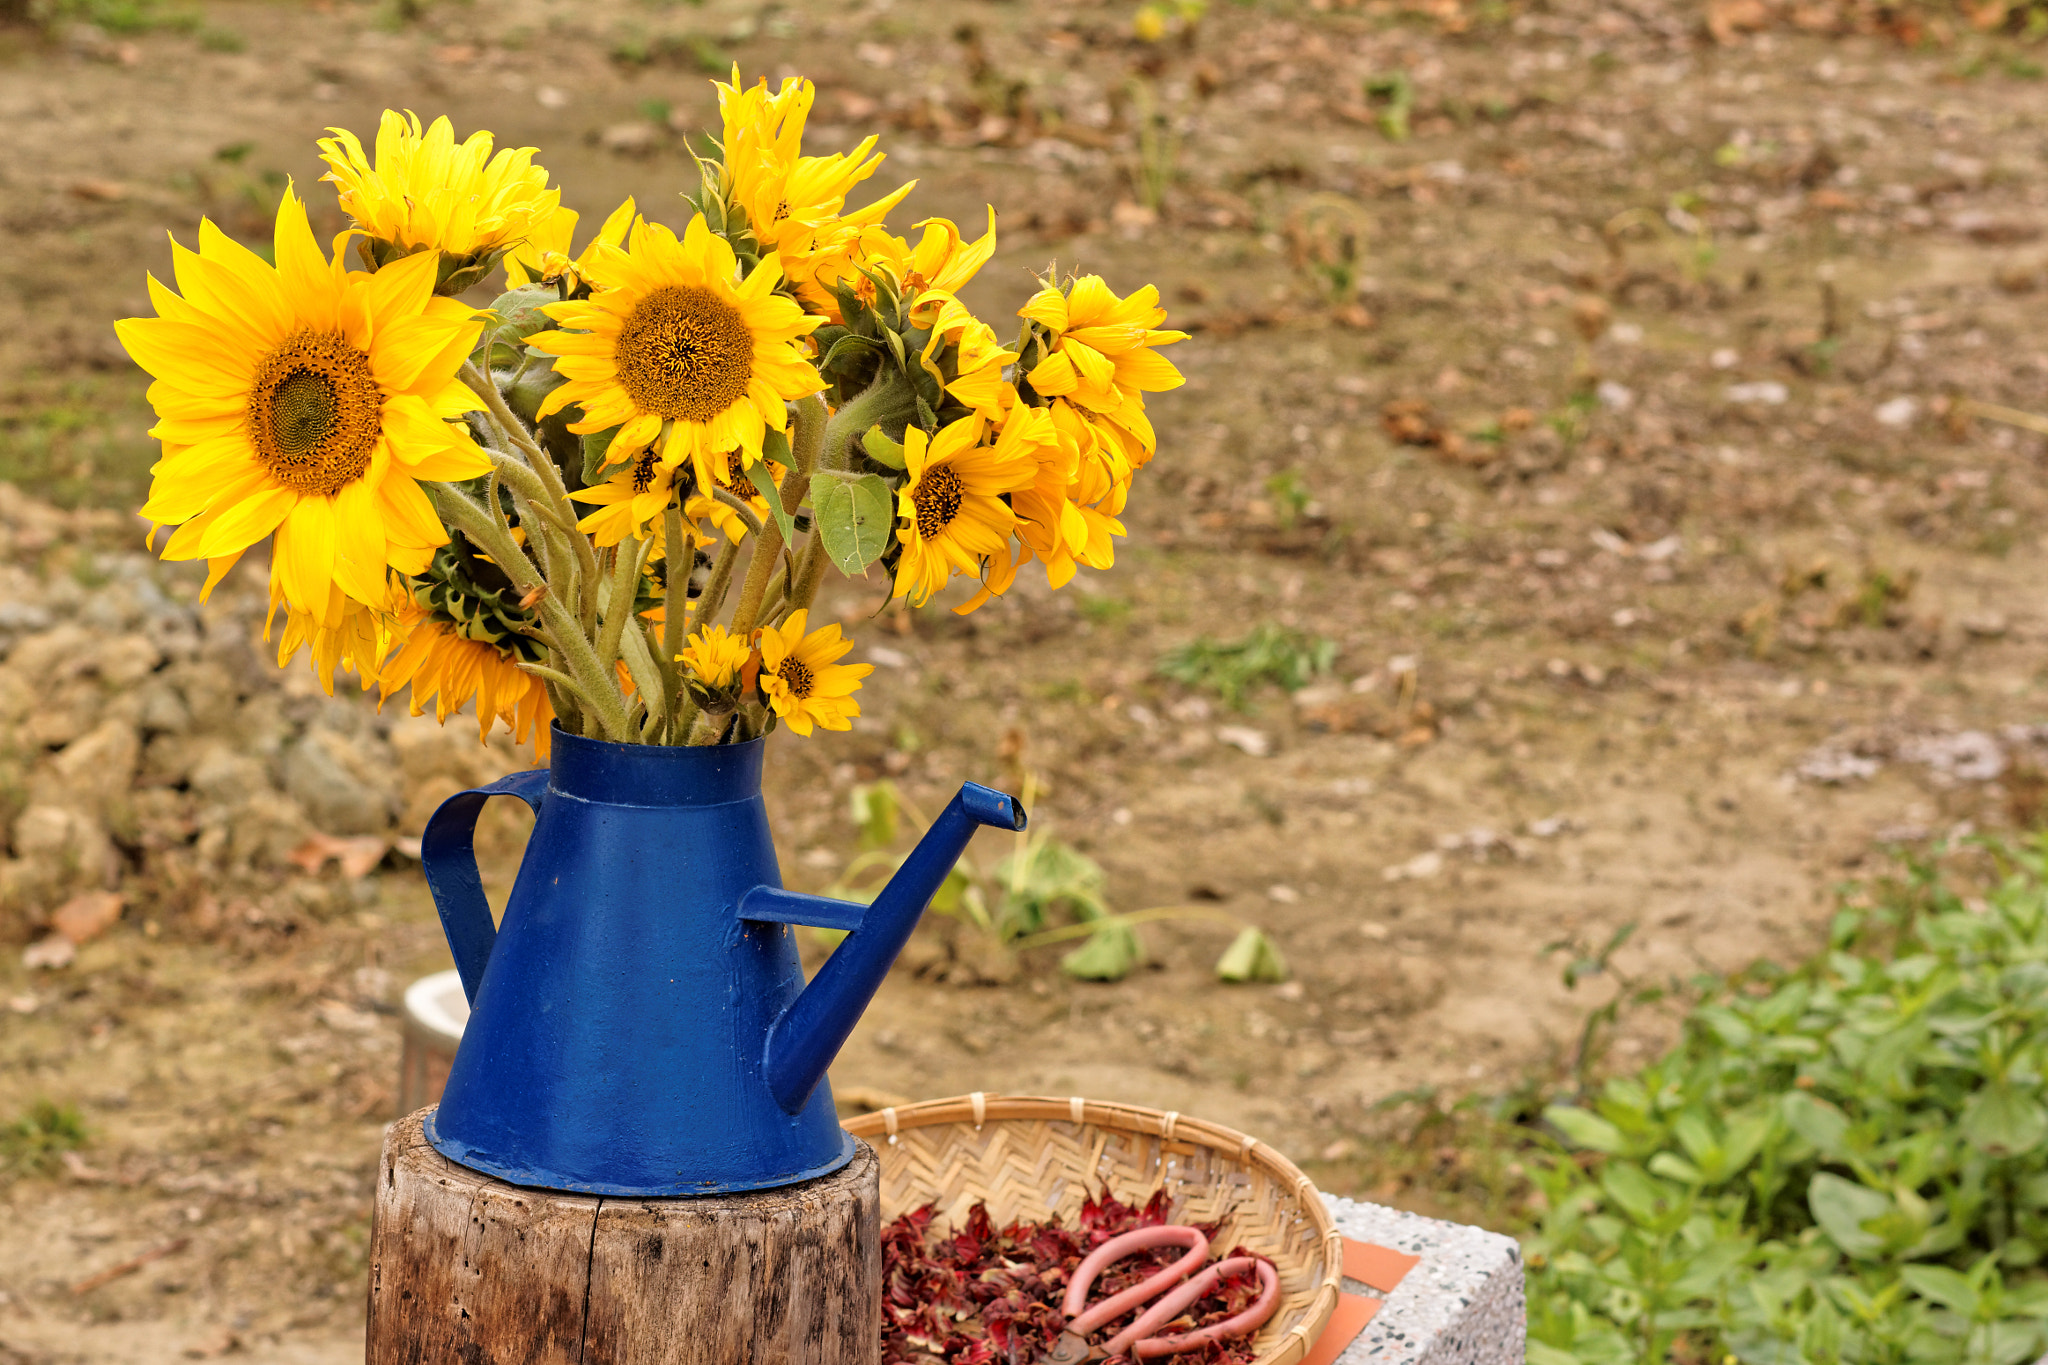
[366, 1109, 880, 1364]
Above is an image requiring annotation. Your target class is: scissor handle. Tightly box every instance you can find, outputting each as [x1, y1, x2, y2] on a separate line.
[1118, 1256, 1281, 1361]
[1064, 1226, 1211, 1334]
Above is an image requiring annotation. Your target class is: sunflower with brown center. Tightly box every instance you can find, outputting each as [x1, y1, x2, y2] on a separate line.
[891, 410, 1048, 608]
[756, 609, 872, 736]
[116, 188, 491, 624]
[527, 214, 823, 503]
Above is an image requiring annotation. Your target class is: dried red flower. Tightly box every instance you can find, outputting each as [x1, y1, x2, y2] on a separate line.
[880, 1189, 1268, 1365]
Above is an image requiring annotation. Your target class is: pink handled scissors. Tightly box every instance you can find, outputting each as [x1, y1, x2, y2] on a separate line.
[1040, 1225, 1281, 1363]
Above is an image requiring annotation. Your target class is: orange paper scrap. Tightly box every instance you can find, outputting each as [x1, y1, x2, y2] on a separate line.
[1302, 1238, 1423, 1365]
[1342, 1238, 1422, 1294]
[1299, 1291, 1380, 1365]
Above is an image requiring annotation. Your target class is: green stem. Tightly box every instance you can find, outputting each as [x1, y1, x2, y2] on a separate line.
[461, 360, 600, 626]
[430, 482, 633, 742]
[731, 400, 831, 638]
[817, 378, 917, 474]
[790, 392, 828, 473]
[696, 536, 742, 630]
[487, 452, 574, 533]
[662, 500, 690, 664]
[1009, 906, 1245, 951]
[617, 617, 668, 739]
[709, 486, 765, 538]
[728, 520, 785, 641]
[785, 531, 831, 621]
[595, 537, 648, 681]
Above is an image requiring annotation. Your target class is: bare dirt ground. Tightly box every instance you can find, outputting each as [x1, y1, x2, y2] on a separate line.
[3, 0, 2048, 1357]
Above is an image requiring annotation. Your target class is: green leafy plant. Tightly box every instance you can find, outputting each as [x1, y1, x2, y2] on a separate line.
[1264, 469, 1313, 530]
[1363, 72, 1414, 142]
[1157, 623, 1336, 709]
[1, 1100, 86, 1179]
[1528, 837, 2048, 1365]
[829, 778, 1284, 984]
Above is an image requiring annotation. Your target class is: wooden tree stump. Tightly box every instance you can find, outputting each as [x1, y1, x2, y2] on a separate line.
[366, 1109, 881, 1364]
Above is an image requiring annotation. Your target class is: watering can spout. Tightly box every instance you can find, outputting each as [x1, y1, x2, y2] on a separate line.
[748, 782, 1026, 1114]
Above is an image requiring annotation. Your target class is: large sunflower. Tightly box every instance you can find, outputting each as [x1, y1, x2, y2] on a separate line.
[757, 609, 871, 736]
[317, 111, 559, 284]
[891, 409, 1047, 607]
[117, 189, 491, 623]
[379, 591, 554, 756]
[526, 214, 823, 499]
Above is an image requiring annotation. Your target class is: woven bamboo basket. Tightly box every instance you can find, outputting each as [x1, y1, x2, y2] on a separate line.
[842, 1093, 1341, 1365]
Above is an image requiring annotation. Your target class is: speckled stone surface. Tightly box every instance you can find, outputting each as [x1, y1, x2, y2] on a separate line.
[1321, 1194, 1526, 1365]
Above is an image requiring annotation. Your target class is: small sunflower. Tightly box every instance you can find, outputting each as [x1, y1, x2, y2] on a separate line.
[943, 319, 1021, 426]
[117, 189, 491, 624]
[757, 609, 871, 736]
[955, 401, 1116, 612]
[678, 622, 751, 689]
[527, 214, 823, 499]
[688, 454, 778, 548]
[503, 197, 637, 294]
[891, 410, 1046, 607]
[570, 449, 680, 548]
[318, 111, 561, 290]
[379, 591, 554, 756]
[1022, 276, 1187, 470]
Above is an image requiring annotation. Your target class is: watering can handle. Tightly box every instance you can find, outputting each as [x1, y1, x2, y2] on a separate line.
[419, 769, 550, 1006]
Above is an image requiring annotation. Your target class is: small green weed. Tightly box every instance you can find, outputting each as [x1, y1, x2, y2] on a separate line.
[1362, 72, 1414, 142]
[1, 1101, 86, 1178]
[1157, 622, 1336, 709]
[1264, 469, 1312, 529]
[1077, 593, 1133, 628]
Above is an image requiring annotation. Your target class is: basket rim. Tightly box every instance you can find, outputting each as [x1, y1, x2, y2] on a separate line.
[843, 1092, 1343, 1365]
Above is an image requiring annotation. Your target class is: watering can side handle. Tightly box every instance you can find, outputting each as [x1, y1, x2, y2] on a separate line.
[418, 769, 550, 1006]
[737, 888, 867, 933]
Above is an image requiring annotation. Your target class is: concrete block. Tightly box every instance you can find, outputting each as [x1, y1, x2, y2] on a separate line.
[1322, 1194, 1527, 1365]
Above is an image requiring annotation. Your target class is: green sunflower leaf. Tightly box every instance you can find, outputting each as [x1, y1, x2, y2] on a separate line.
[580, 426, 626, 486]
[745, 460, 797, 546]
[812, 470, 894, 576]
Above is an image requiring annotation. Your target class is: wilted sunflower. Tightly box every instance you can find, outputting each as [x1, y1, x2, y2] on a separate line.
[677, 622, 751, 689]
[318, 111, 560, 290]
[892, 410, 1047, 607]
[117, 189, 491, 622]
[757, 609, 871, 736]
[379, 592, 554, 755]
[265, 572, 396, 696]
[527, 214, 823, 499]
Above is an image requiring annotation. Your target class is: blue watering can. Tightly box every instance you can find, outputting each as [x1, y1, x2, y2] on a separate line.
[416, 726, 1025, 1196]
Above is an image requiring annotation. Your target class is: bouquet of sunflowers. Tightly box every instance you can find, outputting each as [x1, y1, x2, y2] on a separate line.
[116, 70, 1184, 753]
